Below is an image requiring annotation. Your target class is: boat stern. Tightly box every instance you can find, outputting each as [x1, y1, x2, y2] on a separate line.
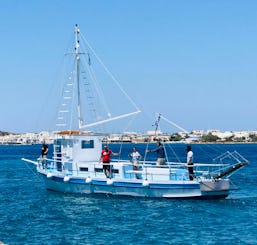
[200, 179, 230, 198]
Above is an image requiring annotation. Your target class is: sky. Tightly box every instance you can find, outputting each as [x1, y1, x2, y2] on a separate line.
[1, 0, 257, 134]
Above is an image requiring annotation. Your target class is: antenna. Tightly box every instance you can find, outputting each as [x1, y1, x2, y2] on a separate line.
[153, 113, 161, 137]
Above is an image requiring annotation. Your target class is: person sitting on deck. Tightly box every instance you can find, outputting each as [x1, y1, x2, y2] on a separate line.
[146, 141, 165, 166]
[99, 145, 119, 178]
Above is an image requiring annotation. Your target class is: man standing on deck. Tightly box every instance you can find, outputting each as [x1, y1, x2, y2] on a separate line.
[41, 140, 49, 169]
[99, 145, 119, 178]
[147, 141, 165, 166]
[129, 147, 142, 179]
[186, 145, 194, 180]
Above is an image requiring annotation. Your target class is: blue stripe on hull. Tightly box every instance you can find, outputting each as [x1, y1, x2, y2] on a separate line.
[149, 183, 199, 189]
[91, 180, 108, 186]
[52, 176, 65, 182]
[113, 182, 143, 188]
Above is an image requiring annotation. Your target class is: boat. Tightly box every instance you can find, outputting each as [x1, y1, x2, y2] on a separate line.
[22, 25, 248, 199]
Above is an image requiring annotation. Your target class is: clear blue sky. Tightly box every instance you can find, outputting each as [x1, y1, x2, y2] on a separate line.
[1, 0, 257, 133]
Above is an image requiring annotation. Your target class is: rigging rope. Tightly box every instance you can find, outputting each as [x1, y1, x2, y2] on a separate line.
[24, 161, 43, 182]
[81, 54, 111, 119]
[69, 68, 76, 131]
[165, 143, 181, 163]
[80, 33, 140, 112]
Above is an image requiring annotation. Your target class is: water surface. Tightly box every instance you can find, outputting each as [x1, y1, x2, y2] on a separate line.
[0, 144, 256, 244]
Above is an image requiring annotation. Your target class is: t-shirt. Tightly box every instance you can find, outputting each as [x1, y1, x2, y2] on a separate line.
[187, 150, 193, 164]
[101, 149, 112, 163]
[151, 145, 165, 158]
[131, 151, 141, 162]
[41, 144, 48, 156]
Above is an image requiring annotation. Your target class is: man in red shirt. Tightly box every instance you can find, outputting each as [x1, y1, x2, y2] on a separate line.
[99, 145, 119, 178]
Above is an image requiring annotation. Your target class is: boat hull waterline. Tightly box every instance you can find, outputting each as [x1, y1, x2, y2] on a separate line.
[38, 170, 230, 199]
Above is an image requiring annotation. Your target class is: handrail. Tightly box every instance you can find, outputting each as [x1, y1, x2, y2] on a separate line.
[38, 156, 248, 181]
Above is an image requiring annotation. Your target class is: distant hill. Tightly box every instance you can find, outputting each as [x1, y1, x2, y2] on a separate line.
[0, 131, 13, 136]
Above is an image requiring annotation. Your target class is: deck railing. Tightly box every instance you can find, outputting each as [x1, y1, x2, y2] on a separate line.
[38, 154, 247, 182]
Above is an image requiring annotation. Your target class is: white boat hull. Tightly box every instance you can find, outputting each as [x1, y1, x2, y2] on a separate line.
[41, 173, 230, 199]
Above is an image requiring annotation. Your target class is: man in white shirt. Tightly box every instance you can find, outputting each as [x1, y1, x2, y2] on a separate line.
[129, 147, 142, 179]
[186, 145, 194, 180]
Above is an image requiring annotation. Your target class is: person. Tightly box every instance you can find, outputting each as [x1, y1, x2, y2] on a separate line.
[99, 145, 119, 178]
[186, 145, 194, 180]
[146, 141, 165, 166]
[41, 140, 49, 169]
[129, 147, 142, 179]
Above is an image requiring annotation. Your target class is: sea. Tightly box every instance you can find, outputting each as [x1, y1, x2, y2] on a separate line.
[0, 143, 256, 245]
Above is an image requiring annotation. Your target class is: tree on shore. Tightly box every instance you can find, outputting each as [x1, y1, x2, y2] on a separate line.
[249, 134, 257, 142]
[169, 133, 183, 142]
[0, 131, 11, 136]
[200, 133, 220, 142]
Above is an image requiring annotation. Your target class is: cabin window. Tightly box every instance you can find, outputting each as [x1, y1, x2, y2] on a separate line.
[64, 139, 73, 147]
[94, 168, 103, 172]
[55, 139, 73, 147]
[113, 169, 119, 174]
[94, 168, 119, 174]
[81, 140, 94, 149]
[79, 167, 88, 172]
[55, 139, 62, 146]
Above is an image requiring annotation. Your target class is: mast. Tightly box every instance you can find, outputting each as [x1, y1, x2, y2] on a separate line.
[153, 113, 161, 137]
[74, 24, 83, 130]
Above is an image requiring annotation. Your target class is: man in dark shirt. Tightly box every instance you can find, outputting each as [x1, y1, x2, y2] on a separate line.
[147, 141, 165, 166]
[41, 141, 48, 169]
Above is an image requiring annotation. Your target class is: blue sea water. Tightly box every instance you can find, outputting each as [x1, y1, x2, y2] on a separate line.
[0, 143, 257, 245]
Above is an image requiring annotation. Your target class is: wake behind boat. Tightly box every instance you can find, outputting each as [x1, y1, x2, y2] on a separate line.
[22, 25, 248, 199]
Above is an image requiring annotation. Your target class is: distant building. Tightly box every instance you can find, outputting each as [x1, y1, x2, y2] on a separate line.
[147, 130, 162, 136]
[1, 129, 257, 144]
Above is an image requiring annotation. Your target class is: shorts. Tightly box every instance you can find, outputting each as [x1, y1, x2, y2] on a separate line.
[157, 158, 165, 166]
[103, 162, 110, 172]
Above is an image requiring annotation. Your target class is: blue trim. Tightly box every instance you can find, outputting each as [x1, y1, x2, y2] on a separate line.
[48, 175, 86, 184]
[92, 180, 108, 186]
[52, 176, 65, 182]
[113, 182, 142, 188]
[69, 178, 86, 184]
[149, 183, 199, 189]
